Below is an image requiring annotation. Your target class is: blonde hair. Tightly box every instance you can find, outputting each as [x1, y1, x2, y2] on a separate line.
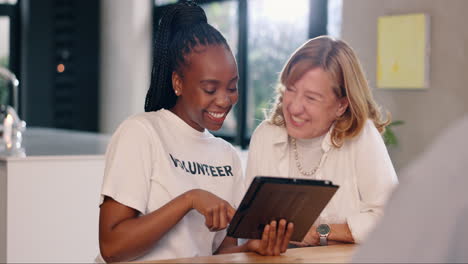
[268, 35, 390, 148]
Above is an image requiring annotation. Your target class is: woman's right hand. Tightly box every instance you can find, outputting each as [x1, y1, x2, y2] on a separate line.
[246, 219, 294, 256]
[187, 189, 236, 231]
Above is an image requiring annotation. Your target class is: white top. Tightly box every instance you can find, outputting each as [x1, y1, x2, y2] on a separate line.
[352, 116, 468, 263]
[246, 119, 398, 243]
[98, 109, 244, 262]
[289, 135, 325, 178]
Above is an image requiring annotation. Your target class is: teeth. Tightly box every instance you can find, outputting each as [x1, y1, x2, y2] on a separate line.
[291, 116, 305, 123]
[208, 112, 225, 119]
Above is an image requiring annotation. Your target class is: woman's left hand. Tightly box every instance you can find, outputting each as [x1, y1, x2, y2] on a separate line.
[300, 225, 319, 246]
[291, 224, 348, 247]
[246, 219, 294, 256]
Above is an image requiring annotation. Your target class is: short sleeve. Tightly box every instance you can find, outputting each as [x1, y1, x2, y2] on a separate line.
[100, 118, 154, 214]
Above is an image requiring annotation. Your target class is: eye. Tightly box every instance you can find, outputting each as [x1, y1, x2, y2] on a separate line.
[306, 96, 316, 101]
[201, 84, 217, 95]
[228, 87, 238, 93]
[204, 90, 215, 95]
[202, 86, 216, 94]
[286, 86, 295, 92]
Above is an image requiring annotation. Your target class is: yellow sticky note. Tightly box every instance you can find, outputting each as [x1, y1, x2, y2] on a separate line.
[377, 13, 430, 89]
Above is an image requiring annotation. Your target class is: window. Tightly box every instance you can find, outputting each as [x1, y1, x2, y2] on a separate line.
[0, 16, 10, 104]
[154, 0, 328, 148]
[0, 0, 18, 106]
[247, 0, 309, 136]
[327, 0, 342, 38]
[155, 0, 178, 5]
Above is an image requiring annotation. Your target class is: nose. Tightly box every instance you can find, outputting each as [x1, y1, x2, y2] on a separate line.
[287, 93, 305, 115]
[215, 92, 233, 108]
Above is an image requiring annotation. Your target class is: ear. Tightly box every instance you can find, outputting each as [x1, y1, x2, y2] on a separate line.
[172, 72, 183, 96]
[336, 97, 349, 117]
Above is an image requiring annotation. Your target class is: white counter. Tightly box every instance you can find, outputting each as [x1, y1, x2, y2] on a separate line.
[0, 128, 111, 263]
[4, 127, 110, 158]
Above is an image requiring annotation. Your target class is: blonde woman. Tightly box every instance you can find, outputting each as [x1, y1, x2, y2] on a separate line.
[245, 36, 398, 246]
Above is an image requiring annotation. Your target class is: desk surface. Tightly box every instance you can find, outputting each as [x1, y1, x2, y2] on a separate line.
[141, 244, 357, 263]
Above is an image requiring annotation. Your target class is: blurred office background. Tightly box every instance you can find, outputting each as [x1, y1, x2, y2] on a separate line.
[1, 0, 468, 171]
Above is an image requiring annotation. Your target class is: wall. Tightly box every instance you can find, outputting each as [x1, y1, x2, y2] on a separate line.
[2, 157, 105, 262]
[0, 17, 9, 58]
[0, 162, 6, 263]
[341, 0, 468, 172]
[99, 0, 152, 134]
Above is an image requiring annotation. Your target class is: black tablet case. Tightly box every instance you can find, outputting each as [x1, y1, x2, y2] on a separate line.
[227, 176, 339, 242]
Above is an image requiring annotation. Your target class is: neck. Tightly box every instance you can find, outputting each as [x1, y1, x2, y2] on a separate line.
[169, 103, 204, 132]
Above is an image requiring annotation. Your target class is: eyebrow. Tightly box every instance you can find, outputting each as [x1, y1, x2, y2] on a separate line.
[200, 80, 220, 86]
[304, 90, 324, 98]
[290, 84, 325, 98]
[200, 76, 239, 85]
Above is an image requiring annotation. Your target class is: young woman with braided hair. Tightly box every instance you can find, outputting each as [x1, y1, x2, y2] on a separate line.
[97, 2, 293, 262]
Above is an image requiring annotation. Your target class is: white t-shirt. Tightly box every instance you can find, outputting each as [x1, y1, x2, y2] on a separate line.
[98, 109, 244, 262]
[246, 120, 398, 243]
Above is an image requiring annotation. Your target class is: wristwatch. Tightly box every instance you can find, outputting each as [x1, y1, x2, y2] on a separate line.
[316, 224, 331, 246]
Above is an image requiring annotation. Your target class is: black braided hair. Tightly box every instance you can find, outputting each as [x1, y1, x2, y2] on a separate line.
[144, 0, 230, 112]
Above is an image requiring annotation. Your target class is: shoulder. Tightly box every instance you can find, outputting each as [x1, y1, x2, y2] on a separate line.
[251, 120, 286, 143]
[119, 110, 171, 133]
[109, 112, 167, 145]
[105, 114, 160, 160]
[126, 111, 165, 127]
[115, 113, 154, 135]
[351, 119, 382, 143]
[342, 119, 387, 153]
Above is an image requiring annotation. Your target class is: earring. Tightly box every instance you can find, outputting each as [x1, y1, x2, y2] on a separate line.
[175, 90, 179, 96]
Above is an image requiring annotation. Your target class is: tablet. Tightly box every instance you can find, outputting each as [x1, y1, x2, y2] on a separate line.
[227, 176, 339, 242]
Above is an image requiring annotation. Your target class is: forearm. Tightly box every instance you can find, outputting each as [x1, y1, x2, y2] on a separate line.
[328, 224, 354, 243]
[302, 223, 354, 246]
[100, 191, 193, 262]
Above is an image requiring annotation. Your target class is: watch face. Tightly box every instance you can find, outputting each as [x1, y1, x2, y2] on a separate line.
[317, 224, 330, 235]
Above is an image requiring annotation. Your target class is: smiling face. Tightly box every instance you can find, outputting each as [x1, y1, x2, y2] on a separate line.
[171, 44, 239, 131]
[282, 67, 348, 139]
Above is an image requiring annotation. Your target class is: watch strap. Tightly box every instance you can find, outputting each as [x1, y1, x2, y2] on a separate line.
[319, 235, 328, 246]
